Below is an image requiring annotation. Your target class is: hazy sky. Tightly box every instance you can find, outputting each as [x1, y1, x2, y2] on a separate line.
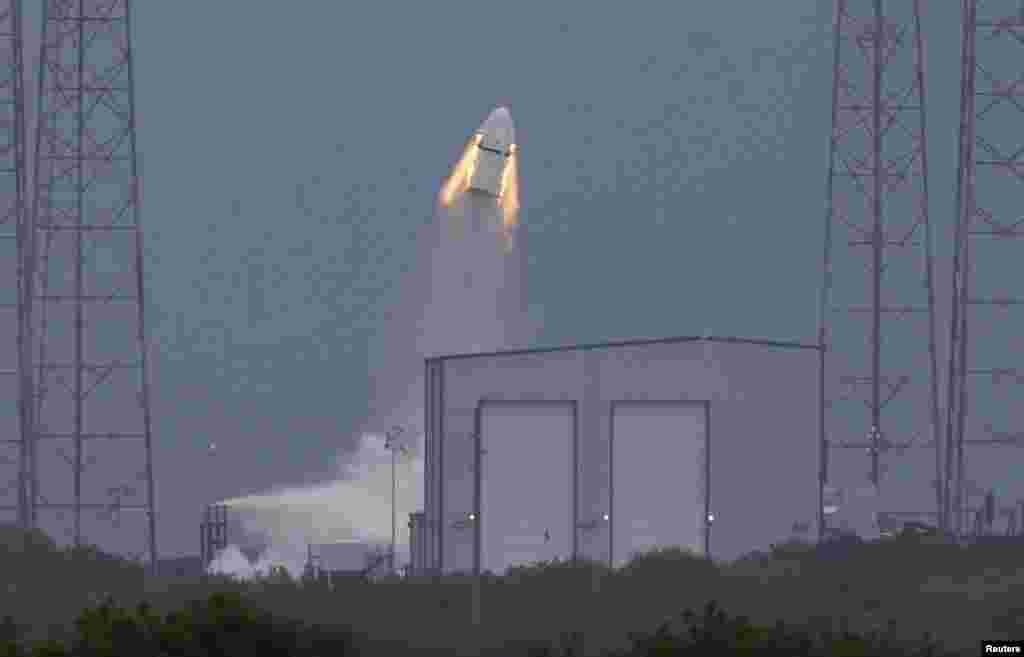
[15, 2, 991, 558]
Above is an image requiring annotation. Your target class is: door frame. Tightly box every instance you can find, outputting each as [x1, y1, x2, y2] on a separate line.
[609, 399, 712, 565]
[473, 398, 579, 575]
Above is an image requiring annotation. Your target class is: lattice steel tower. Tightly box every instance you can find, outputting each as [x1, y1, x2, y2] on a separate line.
[29, 0, 156, 565]
[819, 0, 943, 533]
[945, 0, 1024, 536]
[0, 0, 30, 531]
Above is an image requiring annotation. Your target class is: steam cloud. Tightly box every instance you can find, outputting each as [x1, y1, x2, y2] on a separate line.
[209, 432, 421, 578]
[209, 181, 532, 579]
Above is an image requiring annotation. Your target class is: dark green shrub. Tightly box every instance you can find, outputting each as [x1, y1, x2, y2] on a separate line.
[0, 527, 58, 557]
[5, 526, 1019, 656]
[616, 546, 717, 578]
[8, 591, 359, 657]
[607, 601, 958, 657]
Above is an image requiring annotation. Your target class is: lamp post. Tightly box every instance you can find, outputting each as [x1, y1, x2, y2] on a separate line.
[384, 426, 406, 575]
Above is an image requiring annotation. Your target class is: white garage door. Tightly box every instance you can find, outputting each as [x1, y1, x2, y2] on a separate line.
[480, 402, 574, 574]
[612, 402, 706, 566]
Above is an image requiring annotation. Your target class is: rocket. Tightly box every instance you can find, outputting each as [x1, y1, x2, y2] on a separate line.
[466, 106, 515, 197]
[360, 104, 531, 448]
[439, 107, 519, 226]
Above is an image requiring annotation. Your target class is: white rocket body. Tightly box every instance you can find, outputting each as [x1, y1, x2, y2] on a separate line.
[467, 107, 515, 198]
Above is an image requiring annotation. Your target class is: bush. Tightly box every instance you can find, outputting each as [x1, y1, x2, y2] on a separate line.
[0, 592, 360, 657]
[5, 527, 1019, 655]
[608, 601, 957, 657]
[616, 545, 716, 577]
[0, 591, 969, 657]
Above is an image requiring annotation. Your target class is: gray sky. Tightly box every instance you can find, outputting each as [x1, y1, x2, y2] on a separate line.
[16, 2, 999, 558]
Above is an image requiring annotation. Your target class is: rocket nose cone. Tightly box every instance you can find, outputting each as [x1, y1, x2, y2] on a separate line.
[479, 106, 515, 149]
[480, 106, 513, 131]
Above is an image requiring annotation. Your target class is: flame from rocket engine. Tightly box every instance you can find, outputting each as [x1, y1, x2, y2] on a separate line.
[438, 136, 519, 252]
[499, 146, 519, 251]
[438, 134, 481, 208]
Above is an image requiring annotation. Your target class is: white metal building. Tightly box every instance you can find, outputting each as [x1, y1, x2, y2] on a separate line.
[422, 335, 823, 574]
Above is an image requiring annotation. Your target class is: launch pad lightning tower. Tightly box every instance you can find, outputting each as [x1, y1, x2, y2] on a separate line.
[945, 0, 1024, 536]
[0, 0, 30, 531]
[3, 0, 156, 566]
[820, 0, 944, 533]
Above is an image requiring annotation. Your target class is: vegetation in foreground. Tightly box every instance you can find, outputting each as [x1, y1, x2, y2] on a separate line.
[0, 525, 1020, 655]
[0, 593, 960, 656]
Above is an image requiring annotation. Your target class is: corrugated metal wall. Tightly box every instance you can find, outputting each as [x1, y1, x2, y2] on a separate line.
[424, 337, 822, 572]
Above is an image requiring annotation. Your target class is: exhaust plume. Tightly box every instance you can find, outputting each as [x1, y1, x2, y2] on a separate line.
[213, 107, 532, 578]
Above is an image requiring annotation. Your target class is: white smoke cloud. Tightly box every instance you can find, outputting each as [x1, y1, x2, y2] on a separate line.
[206, 542, 311, 580]
[248, 542, 309, 579]
[211, 431, 423, 579]
[210, 170, 532, 581]
[207, 544, 255, 578]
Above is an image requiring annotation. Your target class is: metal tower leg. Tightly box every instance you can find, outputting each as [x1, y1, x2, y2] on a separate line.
[819, 0, 942, 533]
[30, 0, 157, 567]
[946, 0, 1024, 537]
[0, 0, 31, 533]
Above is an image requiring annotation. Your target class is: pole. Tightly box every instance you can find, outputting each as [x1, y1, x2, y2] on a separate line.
[386, 425, 403, 576]
[391, 445, 396, 574]
[870, 0, 883, 487]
